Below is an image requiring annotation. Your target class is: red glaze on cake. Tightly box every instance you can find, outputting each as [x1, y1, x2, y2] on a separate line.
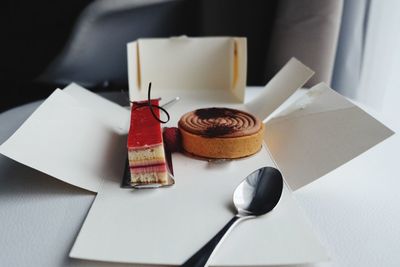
[128, 100, 168, 185]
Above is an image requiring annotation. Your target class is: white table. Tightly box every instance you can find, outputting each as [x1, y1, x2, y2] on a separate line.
[0, 88, 399, 267]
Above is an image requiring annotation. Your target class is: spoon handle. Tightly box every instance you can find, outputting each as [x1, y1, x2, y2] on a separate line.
[181, 215, 240, 267]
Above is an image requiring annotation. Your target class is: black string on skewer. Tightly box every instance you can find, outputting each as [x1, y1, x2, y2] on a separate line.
[131, 82, 170, 124]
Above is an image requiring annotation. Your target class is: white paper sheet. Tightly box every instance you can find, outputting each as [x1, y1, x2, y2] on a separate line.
[246, 57, 314, 121]
[127, 36, 247, 102]
[63, 83, 130, 133]
[70, 144, 328, 266]
[265, 83, 395, 190]
[0, 87, 129, 192]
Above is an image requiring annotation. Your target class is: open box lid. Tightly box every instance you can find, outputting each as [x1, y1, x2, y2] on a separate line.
[261, 82, 394, 190]
[127, 36, 247, 102]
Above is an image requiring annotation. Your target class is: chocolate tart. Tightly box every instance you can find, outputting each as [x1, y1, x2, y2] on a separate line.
[178, 107, 264, 159]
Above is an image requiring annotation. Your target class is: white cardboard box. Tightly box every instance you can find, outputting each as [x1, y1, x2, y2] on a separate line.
[0, 37, 394, 266]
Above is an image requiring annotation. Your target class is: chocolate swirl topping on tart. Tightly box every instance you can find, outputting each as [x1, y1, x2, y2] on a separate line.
[178, 107, 262, 138]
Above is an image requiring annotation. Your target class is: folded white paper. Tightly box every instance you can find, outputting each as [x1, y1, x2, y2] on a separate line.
[265, 83, 394, 190]
[70, 144, 328, 266]
[246, 57, 314, 121]
[63, 83, 130, 133]
[0, 85, 129, 192]
[127, 36, 247, 102]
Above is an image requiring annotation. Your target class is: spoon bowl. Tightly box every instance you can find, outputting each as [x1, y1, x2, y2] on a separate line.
[182, 166, 284, 267]
[234, 167, 283, 216]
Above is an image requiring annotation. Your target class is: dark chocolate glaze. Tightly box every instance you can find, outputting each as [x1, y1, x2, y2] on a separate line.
[202, 125, 235, 137]
[194, 108, 239, 120]
[179, 107, 261, 138]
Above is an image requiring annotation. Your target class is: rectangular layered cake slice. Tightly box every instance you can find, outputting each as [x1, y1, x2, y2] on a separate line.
[127, 100, 168, 185]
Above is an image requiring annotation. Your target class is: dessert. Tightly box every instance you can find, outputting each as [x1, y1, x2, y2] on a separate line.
[178, 107, 264, 159]
[127, 99, 168, 185]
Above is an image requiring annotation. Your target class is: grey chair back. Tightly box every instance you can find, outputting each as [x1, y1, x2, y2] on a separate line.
[38, 0, 343, 89]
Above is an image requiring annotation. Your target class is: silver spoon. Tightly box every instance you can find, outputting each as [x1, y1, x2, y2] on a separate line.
[181, 166, 284, 267]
